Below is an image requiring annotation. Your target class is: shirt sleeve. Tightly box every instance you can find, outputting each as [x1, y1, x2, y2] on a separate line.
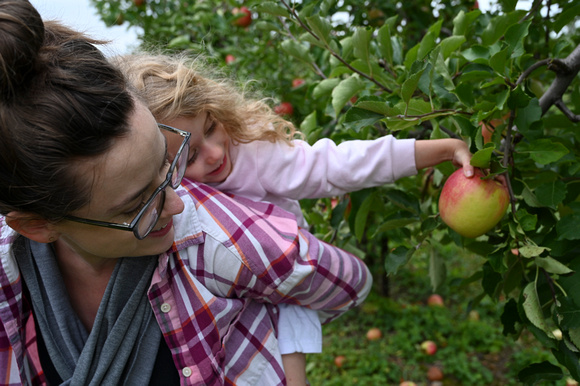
[183, 183, 372, 324]
[251, 136, 417, 200]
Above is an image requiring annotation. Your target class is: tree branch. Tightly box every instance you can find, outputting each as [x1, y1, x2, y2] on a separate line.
[539, 43, 580, 115]
[555, 100, 580, 122]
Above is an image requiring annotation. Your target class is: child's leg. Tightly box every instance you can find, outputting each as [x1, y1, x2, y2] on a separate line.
[282, 352, 307, 386]
[277, 304, 322, 385]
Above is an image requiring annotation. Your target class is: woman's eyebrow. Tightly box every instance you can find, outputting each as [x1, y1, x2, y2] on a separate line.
[109, 133, 168, 213]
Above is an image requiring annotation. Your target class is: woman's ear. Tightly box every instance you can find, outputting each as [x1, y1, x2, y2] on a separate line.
[5, 212, 59, 243]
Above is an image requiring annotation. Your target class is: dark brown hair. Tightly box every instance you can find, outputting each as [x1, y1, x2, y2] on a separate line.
[0, 0, 134, 220]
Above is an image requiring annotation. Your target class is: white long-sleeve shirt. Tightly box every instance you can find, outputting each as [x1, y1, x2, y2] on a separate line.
[211, 136, 418, 227]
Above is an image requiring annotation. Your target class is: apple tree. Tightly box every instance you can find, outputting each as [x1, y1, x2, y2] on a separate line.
[92, 0, 580, 382]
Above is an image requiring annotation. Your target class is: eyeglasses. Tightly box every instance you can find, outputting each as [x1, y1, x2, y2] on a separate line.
[64, 123, 191, 240]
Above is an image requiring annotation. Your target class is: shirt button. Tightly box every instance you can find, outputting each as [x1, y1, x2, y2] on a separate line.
[182, 367, 192, 377]
[160, 303, 171, 313]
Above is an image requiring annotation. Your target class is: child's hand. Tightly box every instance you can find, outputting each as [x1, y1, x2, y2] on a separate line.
[450, 140, 474, 178]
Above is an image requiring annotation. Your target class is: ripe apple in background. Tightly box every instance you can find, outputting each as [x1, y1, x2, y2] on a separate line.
[366, 327, 382, 341]
[566, 377, 579, 386]
[427, 294, 444, 307]
[232, 6, 252, 27]
[420, 340, 437, 355]
[427, 366, 444, 381]
[292, 78, 305, 88]
[225, 54, 236, 64]
[274, 102, 294, 116]
[334, 355, 346, 368]
[399, 382, 417, 386]
[133, 0, 145, 6]
[438, 168, 509, 238]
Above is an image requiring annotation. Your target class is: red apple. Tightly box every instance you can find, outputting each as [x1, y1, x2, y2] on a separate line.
[292, 78, 305, 88]
[427, 294, 444, 307]
[274, 102, 294, 116]
[225, 54, 236, 64]
[232, 6, 252, 27]
[133, 0, 145, 6]
[400, 382, 417, 386]
[420, 340, 437, 355]
[334, 355, 346, 368]
[366, 327, 382, 341]
[438, 168, 509, 238]
[427, 366, 444, 381]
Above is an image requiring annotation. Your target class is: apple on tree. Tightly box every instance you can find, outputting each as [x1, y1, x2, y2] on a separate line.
[438, 168, 509, 238]
[292, 78, 305, 88]
[232, 6, 252, 28]
[225, 54, 236, 65]
[274, 102, 294, 116]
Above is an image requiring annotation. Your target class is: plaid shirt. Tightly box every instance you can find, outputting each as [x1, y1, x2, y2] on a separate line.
[0, 180, 371, 385]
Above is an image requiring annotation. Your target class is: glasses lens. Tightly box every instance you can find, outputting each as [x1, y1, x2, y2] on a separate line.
[136, 190, 166, 238]
[171, 142, 188, 188]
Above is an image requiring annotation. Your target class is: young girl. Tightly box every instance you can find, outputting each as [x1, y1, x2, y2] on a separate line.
[115, 53, 474, 384]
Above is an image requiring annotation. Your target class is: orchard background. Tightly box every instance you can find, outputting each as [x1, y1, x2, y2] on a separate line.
[92, 0, 580, 384]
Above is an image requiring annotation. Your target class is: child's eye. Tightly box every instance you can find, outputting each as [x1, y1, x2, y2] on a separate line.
[187, 148, 199, 165]
[205, 121, 217, 136]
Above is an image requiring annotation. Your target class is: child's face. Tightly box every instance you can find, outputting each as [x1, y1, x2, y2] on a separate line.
[163, 113, 232, 184]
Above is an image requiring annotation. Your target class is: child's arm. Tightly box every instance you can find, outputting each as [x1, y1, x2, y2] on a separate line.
[414, 138, 474, 177]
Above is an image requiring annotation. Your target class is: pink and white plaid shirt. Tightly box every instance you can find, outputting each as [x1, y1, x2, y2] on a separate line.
[0, 179, 371, 385]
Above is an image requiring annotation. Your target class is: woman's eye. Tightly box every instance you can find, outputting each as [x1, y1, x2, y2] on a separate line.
[124, 201, 146, 216]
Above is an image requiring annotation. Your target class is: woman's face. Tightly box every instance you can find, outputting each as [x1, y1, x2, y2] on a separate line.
[54, 102, 185, 265]
[163, 113, 232, 184]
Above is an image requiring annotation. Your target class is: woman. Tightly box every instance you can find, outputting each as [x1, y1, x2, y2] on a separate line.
[0, 1, 371, 385]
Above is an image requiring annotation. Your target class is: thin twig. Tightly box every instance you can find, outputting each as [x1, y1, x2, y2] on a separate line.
[516, 59, 550, 86]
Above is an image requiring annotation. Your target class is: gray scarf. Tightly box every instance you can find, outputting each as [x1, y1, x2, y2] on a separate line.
[16, 237, 161, 385]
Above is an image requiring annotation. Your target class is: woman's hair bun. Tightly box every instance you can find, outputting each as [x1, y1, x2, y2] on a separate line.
[0, 0, 45, 100]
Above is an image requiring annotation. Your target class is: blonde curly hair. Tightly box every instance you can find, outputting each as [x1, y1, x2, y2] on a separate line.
[113, 53, 299, 144]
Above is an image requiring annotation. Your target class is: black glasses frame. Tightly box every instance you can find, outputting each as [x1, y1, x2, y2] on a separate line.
[64, 123, 191, 240]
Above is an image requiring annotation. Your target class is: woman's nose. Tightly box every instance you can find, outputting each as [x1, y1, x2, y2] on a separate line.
[164, 187, 185, 217]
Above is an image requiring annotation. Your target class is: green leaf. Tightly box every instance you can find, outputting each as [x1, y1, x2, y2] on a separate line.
[514, 98, 542, 135]
[553, 3, 580, 33]
[377, 24, 393, 65]
[373, 217, 419, 236]
[312, 78, 341, 99]
[417, 30, 438, 60]
[354, 192, 375, 241]
[384, 189, 421, 215]
[518, 361, 563, 385]
[535, 257, 573, 275]
[481, 11, 525, 46]
[254, 2, 290, 18]
[516, 208, 538, 231]
[501, 298, 521, 335]
[401, 63, 427, 104]
[519, 139, 569, 165]
[385, 246, 410, 275]
[280, 40, 313, 64]
[519, 245, 548, 258]
[489, 48, 509, 74]
[482, 262, 502, 298]
[523, 282, 549, 333]
[342, 108, 384, 132]
[168, 34, 191, 48]
[305, 14, 333, 47]
[505, 20, 531, 58]
[461, 45, 490, 62]
[439, 36, 466, 59]
[534, 180, 567, 208]
[455, 82, 476, 107]
[429, 248, 446, 292]
[452, 9, 481, 36]
[331, 77, 366, 117]
[300, 111, 317, 135]
[552, 341, 580, 382]
[559, 296, 580, 330]
[557, 215, 580, 241]
[352, 27, 373, 64]
[470, 146, 494, 168]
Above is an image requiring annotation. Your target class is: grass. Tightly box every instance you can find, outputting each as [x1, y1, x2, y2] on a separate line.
[304, 243, 569, 385]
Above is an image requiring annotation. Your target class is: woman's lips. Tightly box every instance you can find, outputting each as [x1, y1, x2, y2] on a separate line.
[148, 219, 173, 237]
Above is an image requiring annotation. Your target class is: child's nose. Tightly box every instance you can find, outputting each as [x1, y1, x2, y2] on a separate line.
[203, 141, 222, 163]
